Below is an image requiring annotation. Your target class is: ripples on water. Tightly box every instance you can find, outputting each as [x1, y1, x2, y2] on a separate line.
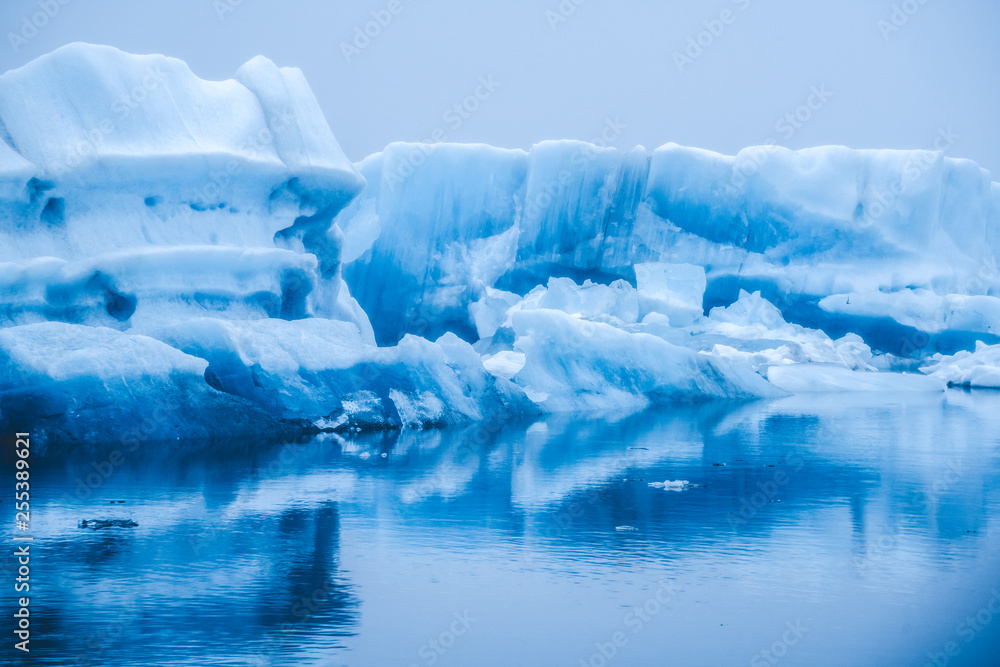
[5, 392, 1000, 666]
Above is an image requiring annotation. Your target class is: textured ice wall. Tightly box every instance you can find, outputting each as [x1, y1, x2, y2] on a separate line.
[0, 45, 536, 444]
[0, 43, 370, 333]
[339, 141, 1000, 355]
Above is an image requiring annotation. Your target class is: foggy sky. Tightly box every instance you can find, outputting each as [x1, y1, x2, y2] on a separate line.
[2, 0, 998, 175]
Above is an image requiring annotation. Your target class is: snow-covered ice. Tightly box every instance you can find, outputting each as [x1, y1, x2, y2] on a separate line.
[506, 307, 785, 413]
[634, 262, 706, 326]
[920, 341, 1000, 388]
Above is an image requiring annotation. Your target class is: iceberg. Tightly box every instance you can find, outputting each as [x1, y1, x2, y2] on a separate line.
[1, 44, 996, 446]
[337, 140, 1000, 358]
[0, 44, 534, 443]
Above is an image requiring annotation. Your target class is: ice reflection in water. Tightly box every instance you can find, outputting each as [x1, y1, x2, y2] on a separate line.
[9, 391, 1000, 666]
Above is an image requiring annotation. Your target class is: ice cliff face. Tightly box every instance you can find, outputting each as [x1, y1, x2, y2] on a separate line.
[7, 44, 998, 447]
[339, 141, 1000, 355]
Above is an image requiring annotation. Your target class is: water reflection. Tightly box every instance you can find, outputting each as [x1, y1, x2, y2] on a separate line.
[8, 391, 1000, 665]
[9, 441, 359, 666]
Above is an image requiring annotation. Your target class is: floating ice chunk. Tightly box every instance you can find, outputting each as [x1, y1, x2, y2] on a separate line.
[1, 316, 534, 443]
[470, 288, 522, 339]
[766, 364, 945, 393]
[505, 277, 639, 327]
[482, 350, 526, 381]
[509, 308, 784, 413]
[0, 42, 367, 344]
[6, 43, 1000, 445]
[708, 289, 787, 329]
[696, 291, 874, 372]
[648, 480, 691, 491]
[634, 262, 706, 326]
[920, 341, 1000, 387]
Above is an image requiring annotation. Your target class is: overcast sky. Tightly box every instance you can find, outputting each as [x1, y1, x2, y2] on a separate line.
[2, 0, 997, 174]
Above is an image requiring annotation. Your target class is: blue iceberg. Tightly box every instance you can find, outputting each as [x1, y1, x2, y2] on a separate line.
[5, 44, 998, 445]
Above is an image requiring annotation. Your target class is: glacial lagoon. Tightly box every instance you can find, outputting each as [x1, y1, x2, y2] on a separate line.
[8, 392, 1000, 666]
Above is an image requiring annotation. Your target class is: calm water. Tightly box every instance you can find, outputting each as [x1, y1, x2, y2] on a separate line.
[5, 392, 1000, 666]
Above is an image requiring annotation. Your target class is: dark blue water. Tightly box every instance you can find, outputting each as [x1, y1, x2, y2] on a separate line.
[5, 392, 1000, 666]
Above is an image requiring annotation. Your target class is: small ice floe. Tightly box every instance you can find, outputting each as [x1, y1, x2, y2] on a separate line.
[648, 480, 692, 491]
[314, 413, 348, 432]
[79, 519, 138, 529]
[615, 525, 639, 532]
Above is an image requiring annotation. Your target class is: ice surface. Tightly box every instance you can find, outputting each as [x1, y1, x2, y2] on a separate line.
[503, 277, 640, 328]
[766, 364, 945, 393]
[478, 282, 873, 377]
[336, 142, 528, 344]
[819, 290, 1000, 336]
[694, 290, 876, 372]
[0, 322, 292, 450]
[0, 247, 370, 330]
[140, 317, 532, 429]
[0, 43, 362, 201]
[634, 262, 706, 326]
[0, 43, 372, 324]
[920, 341, 1000, 388]
[507, 308, 785, 413]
